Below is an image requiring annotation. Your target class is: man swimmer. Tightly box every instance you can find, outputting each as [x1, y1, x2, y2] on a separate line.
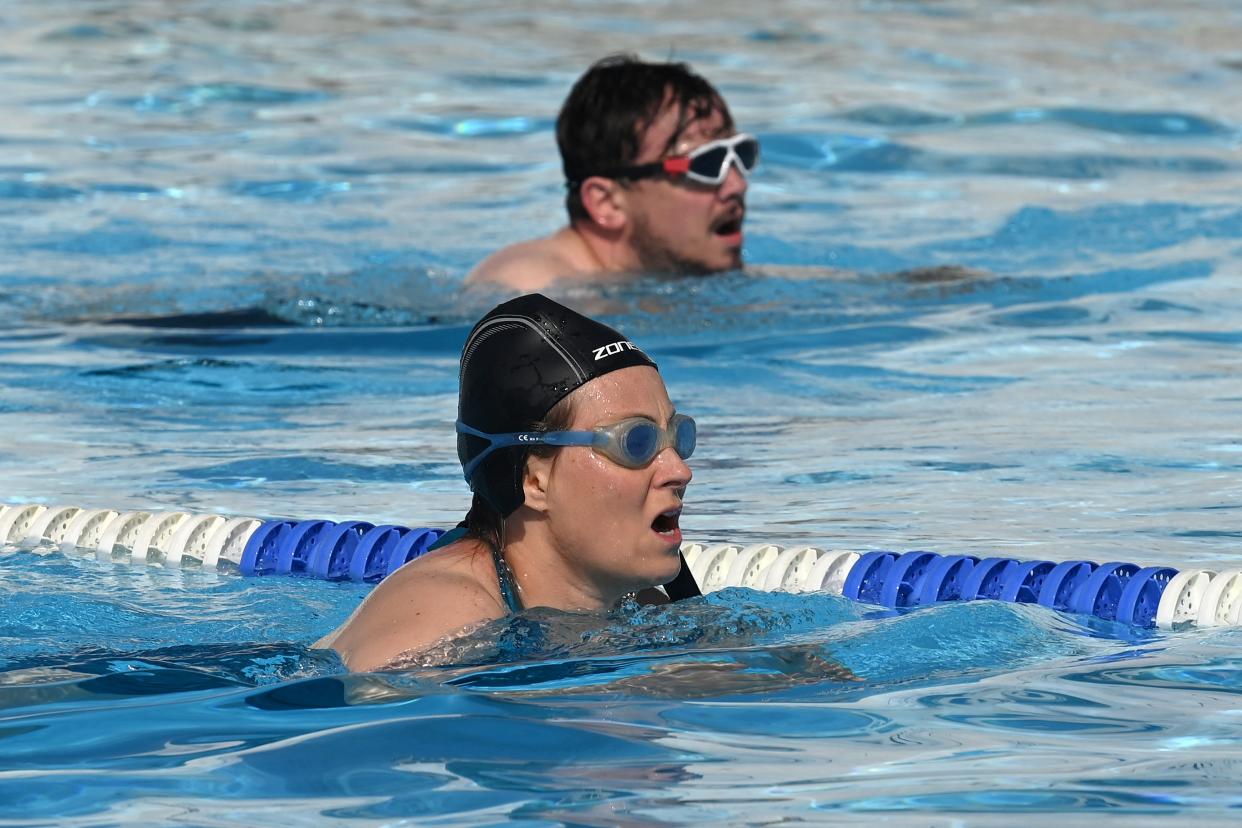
[316, 293, 699, 671]
[465, 55, 756, 290]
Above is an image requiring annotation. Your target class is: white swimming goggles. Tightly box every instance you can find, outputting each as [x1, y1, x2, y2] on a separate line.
[458, 415, 696, 481]
[589, 133, 760, 187]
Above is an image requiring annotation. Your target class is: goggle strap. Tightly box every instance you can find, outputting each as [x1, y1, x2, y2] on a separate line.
[457, 422, 598, 481]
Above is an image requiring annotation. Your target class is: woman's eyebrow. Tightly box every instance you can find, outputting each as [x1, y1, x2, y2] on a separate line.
[600, 409, 677, 424]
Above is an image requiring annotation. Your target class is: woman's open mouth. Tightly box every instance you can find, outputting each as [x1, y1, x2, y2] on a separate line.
[652, 508, 682, 544]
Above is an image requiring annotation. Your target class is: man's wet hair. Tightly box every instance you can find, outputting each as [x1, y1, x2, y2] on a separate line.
[557, 54, 734, 221]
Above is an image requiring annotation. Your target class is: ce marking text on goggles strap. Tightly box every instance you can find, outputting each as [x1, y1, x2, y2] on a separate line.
[571, 133, 759, 187]
[458, 415, 696, 481]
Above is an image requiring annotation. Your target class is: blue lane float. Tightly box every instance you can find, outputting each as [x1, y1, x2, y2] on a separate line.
[1, 502, 1236, 629]
[239, 519, 446, 579]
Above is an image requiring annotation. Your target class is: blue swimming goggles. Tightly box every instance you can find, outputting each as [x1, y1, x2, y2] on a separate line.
[457, 414, 696, 481]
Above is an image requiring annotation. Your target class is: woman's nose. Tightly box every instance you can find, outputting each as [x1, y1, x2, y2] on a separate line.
[655, 446, 693, 488]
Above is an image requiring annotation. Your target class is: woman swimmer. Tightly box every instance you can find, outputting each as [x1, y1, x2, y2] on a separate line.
[316, 293, 700, 671]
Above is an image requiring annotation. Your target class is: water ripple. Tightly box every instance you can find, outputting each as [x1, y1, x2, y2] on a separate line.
[118, 83, 331, 113]
[839, 105, 1233, 137]
[386, 114, 555, 138]
[175, 456, 450, 486]
[763, 132, 1232, 179]
[0, 180, 82, 200]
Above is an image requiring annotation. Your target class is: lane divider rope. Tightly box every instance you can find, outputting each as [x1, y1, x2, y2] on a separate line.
[1, 503, 1227, 628]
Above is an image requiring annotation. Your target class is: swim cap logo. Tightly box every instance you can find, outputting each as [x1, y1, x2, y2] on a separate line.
[593, 340, 642, 361]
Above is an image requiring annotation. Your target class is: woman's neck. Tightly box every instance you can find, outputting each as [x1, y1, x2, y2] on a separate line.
[501, 525, 625, 612]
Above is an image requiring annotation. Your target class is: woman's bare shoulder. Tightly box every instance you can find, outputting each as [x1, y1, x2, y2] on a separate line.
[315, 541, 506, 672]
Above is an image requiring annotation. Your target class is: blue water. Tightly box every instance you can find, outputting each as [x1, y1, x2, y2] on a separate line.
[4, 0, 1242, 824]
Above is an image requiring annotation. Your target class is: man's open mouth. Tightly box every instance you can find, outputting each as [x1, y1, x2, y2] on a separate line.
[712, 215, 744, 238]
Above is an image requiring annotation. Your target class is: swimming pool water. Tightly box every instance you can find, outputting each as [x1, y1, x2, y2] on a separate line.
[3, 0, 1242, 824]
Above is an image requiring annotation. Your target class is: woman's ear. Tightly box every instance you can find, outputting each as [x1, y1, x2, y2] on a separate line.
[580, 175, 627, 231]
[521, 453, 554, 513]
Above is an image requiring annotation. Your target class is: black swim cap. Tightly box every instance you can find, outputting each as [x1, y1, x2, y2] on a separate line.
[457, 293, 658, 516]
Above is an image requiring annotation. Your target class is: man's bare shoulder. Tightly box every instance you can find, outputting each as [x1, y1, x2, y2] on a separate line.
[315, 541, 505, 672]
[465, 228, 595, 290]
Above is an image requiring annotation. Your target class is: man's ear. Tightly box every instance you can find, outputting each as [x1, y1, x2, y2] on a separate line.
[580, 176, 627, 231]
[521, 453, 554, 513]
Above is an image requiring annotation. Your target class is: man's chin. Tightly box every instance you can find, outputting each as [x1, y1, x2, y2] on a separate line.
[715, 236, 745, 272]
[632, 235, 743, 277]
[704, 251, 744, 275]
[673, 244, 745, 276]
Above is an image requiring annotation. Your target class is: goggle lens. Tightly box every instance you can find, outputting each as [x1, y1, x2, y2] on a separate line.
[733, 137, 760, 170]
[621, 421, 659, 464]
[604, 414, 696, 468]
[688, 145, 730, 179]
[675, 414, 697, 458]
[685, 135, 760, 184]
